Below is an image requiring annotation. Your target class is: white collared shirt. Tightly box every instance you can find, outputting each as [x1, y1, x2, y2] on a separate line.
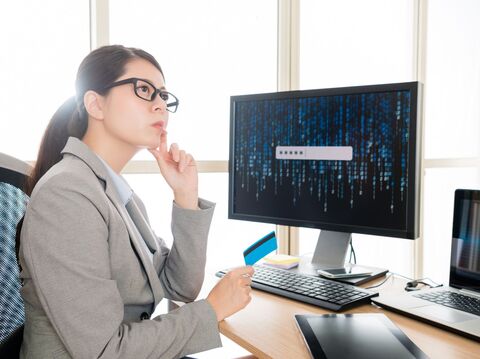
[96, 156, 133, 206]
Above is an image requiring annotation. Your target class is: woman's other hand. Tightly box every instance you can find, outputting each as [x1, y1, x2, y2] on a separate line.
[206, 266, 254, 322]
[149, 131, 198, 209]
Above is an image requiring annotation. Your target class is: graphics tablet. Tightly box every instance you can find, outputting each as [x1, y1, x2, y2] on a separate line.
[294, 313, 428, 359]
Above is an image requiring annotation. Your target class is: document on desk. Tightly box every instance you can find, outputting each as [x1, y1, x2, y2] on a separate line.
[294, 313, 429, 359]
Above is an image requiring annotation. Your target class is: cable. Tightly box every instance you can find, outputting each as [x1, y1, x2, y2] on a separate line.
[343, 239, 442, 291]
[365, 272, 443, 290]
[365, 273, 394, 289]
[349, 239, 356, 265]
[344, 240, 443, 291]
[389, 272, 414, 282]
[414, 277, 443, 287]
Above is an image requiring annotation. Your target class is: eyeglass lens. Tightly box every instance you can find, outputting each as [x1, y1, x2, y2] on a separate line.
[133, 79, 178, 112]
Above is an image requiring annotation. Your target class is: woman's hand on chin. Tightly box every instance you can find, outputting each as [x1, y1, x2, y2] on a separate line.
[148, 131, 199, 210]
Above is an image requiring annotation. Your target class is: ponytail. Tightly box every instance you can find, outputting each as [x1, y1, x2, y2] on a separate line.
[25, 97, 87, 196]
[16, 97, 87, 264]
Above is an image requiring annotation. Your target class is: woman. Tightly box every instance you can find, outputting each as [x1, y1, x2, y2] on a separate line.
[18, 45, 253, 358]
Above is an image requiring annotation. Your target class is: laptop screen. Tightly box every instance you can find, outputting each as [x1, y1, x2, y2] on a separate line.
[450, 189, 480, 292]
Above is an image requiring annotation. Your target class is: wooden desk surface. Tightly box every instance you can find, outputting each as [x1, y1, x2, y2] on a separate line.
[207, 273, 480, 359]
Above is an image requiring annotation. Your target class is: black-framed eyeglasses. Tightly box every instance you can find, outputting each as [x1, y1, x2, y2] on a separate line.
[103, 77, 179, 113]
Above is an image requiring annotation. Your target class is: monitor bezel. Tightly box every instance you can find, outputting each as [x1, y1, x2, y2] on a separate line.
[228, 81, 422, 240]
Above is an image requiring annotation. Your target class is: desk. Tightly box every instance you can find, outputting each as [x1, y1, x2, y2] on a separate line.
[209, 274, 480, 359]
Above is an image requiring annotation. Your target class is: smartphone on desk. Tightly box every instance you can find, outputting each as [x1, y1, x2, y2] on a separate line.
[317, 265, 373, 279]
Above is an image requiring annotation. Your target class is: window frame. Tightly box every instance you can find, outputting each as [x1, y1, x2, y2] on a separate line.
[91, 0, 479, 280]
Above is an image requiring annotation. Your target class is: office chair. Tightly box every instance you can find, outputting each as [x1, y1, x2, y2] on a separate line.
[0, 153, 31, 358]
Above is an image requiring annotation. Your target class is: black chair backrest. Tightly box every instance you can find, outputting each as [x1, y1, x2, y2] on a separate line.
[0, 153, 31, 350]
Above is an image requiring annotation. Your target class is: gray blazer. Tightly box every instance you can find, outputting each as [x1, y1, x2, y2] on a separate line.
[19, 137, 221, 358]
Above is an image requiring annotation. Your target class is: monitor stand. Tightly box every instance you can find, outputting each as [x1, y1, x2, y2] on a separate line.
[295, 230, 388, 286]
[311, 230, 351, 269]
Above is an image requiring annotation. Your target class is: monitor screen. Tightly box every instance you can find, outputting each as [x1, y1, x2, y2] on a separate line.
[451, 189, 480, 292]
[229, 82, 421, 239]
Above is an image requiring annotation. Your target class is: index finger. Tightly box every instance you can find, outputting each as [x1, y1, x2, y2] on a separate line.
[231, 266, 255, 277]
[159, 131, 168, 153]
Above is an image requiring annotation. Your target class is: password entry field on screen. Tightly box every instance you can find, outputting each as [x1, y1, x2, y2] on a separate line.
[275, 146, 353, 161]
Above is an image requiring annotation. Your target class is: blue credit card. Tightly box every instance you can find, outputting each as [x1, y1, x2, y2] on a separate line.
[243, 231, 277, 266]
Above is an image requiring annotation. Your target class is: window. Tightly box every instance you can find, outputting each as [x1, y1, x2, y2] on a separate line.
[299, 0, 414, 89]
[111, 0, 278, 269]
[424, 0, 480, 159]
[298, 0, 416, 275]
[5, 1, 478, 284]
[422, 0, 480, 283]
[110, 0, 277, 160]
[0, 2, 90, 160]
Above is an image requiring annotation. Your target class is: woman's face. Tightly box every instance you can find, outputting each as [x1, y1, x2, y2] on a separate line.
[100, 58, 169, 150]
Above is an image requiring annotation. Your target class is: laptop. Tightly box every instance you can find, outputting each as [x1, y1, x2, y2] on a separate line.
[372, 189, 480, 341]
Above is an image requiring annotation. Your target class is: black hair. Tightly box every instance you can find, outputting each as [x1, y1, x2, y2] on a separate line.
[26, 44, 163, 196]
[16, 45, 163, 261]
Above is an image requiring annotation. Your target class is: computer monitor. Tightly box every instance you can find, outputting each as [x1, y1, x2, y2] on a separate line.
[229, 82, 422, 270]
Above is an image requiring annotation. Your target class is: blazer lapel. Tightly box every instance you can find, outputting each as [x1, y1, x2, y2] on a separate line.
[104, 178, 164, 307]
[61, 137, 164, 306]
[125, 197, 159, 255]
